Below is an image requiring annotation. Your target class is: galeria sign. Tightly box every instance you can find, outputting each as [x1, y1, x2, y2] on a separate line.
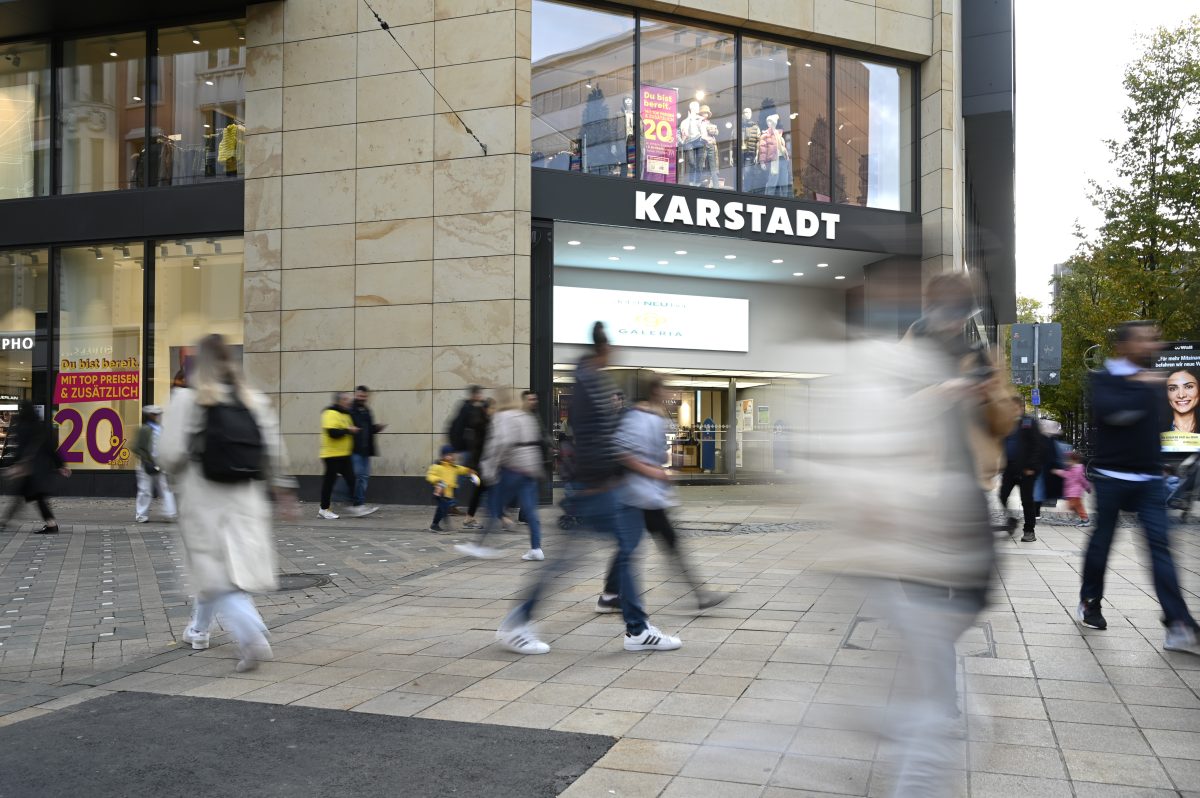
[634, 190, 840, 241]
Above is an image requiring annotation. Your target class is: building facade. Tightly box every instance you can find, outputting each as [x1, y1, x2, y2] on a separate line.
[0, 0, 1014, 498]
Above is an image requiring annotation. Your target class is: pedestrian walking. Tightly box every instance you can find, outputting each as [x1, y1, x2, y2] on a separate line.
[447, 385, 488, 518]
[1053, 451, 1091, 527]
[348, 385, 384, 516]
[456, 389, 546, 561]
[159, 333, 298, 672]
[1035, 419, 1070, 519]
[1078, 321, 1199, 655]
[426, 445, 476, 532]
[0, 402, 69, 534]
[131, 405, 177, 523]
[463, 398, 496, 529]
[594, 372, 726, 612]
[494, 322, 683, 656]
[999, 396, 1044, 541]
[318, 392, 367, 520]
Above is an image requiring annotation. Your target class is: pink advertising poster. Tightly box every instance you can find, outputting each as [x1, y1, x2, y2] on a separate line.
[640, 86, 678, 183]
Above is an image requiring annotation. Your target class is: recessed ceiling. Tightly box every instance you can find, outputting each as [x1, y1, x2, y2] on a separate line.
[555, 221, 885, 287]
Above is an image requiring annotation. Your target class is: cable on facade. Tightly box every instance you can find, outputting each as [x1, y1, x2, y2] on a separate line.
[360, 0, 488, 156]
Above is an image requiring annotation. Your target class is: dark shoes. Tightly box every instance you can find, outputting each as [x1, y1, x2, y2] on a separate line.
[1077, 598, 1107, 630]
[1021, 531, 1036, 542]
[1005, 517, 1019, 536]
[595, 595, 621, 613]
[429, 523, 444, 533]
[35, 524, 59, 535]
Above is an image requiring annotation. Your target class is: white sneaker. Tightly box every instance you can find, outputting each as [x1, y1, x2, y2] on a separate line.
[1164, 622, 1200, 655]
[624, 624, 682, 652]
[318, 508, 339, 520]
[235, 642, 274, 672]
[454, 542, 503, 559]
[496, 626, 550, 655]
[356, 505, 379, 517]
[182, 627, 210, 651]
[135, 516, 149, 523]
[521, 548, 545, 561]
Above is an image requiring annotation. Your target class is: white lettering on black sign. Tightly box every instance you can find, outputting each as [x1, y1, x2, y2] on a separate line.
[634, 190, 840, 241]
[0, 337, 33, 350]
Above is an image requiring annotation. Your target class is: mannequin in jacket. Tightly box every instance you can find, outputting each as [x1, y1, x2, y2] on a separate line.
[700, 105, 719, 188]
[741, 108, 761, 193]
[756, 114, 790, 197]
[678, 101, 705, 185]
[621, 96, 635, 177]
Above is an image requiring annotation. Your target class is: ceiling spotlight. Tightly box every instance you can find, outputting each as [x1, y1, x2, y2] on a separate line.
[622, 245, 636, 251]
[793, 272, 803, 277]
[4, 254, 14, 266]
[657, 260, 669, 265]
[132, 95, 141, 102]
[817, 263, 829, 268]
[92, 247, 103, 260]
[203, 123, 211, 128]
[607, 256, 619, 261]
[674, 250, 687, 255]
[566, 240, 581, 246]
[191, 35, 201, 45]
[834, 275, 846, 280]
[723, 255, 736, 260]
[205, 79, 214, 86]
[4, 54, 21, 68]
[212, 241, 223, 254]
[108, 50, 118, 58]
[703, 264, 716, 270]
[771, 259, 783, 264]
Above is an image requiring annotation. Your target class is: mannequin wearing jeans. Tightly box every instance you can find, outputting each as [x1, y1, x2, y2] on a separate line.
[678, 101, 705, 185]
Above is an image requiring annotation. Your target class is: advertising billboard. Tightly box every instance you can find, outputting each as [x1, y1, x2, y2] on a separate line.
[1155, 341, 1200, 453]
[553, 286, 749, 352]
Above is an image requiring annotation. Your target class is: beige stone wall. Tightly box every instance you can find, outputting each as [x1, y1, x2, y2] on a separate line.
[242, 0, 532, 478]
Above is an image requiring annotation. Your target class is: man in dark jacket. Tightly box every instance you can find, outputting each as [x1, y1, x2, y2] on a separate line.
[448, 385, 486, 466]
[349, 386, 385, 515]
[1079, 321, 1198, 656]
[999, 396, 1045, 542]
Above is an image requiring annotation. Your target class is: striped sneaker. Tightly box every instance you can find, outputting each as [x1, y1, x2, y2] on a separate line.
[496, 625, 550, 655]
[624, 625, 682, 652]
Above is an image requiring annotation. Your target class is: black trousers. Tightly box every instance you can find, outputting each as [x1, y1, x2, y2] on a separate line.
[320, 456, 355, 510]
[603, 508, 698, 595]
[5, 485, 54, 525]
[999, 471, 1038, 533]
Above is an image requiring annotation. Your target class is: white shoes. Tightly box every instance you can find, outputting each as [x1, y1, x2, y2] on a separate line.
[496, 625, 550, 655]
[235, 642, 274, 672]
[522, 548, 545, 561]
[344, 505, 379, 517]
[318, 508, 339, 520]
[455, 542, 504, 559]
[135, 516, 149, 523]
[1164, 622, 1200, 656]
[624, 624, 682, 652]
[182, 626, 210, 651]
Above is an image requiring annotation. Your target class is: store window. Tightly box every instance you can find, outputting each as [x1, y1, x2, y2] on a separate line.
[638, 19, 735, 189]
[740, 37, 829, 200]
[155, 21, 247, 185]
[56, 244, 144, 469]
[59, 33, 147, 194]
[0, 42, 51, 200]
[531, 1, 635, 175]
[834, 56, 913, 211]
[0, 248, 49, 460]
[151, 235, 243, 401]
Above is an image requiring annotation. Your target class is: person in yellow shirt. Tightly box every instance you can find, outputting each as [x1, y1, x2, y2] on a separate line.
[427, 445, 477, 532]
[318, 392, 368, 520]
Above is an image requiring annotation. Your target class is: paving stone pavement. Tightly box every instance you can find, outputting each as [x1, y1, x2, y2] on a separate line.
[0, 487, 1198, 796]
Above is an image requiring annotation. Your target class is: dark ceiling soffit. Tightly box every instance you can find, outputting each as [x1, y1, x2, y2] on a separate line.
[964, 111, 1016, 325]
[0, 0, 267, 40]
[961, 0, 1014, 118]
[531, 170, 923, 258]
[0, 182, 245, 248]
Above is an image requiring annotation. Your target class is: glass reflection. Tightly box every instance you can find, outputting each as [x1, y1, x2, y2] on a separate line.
[0, 42, 51, 199]
[834, 57, 913, 211]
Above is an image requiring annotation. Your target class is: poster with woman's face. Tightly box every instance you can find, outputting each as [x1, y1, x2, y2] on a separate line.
[1156, 342, 1200, 452]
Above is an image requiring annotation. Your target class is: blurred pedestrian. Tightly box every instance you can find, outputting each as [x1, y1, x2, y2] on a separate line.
[463, 398, 496, 530]
[456, 389, 545, 561]
[0, 402, 69, 534]
[1035, 418, 1069, 519]
[317, 392, 363, 520]
[999, 396, 1044, 541]
[1078, 321, 1199, 655]
[426, 445, 476, 532]
[447, 384, 488, 516]
[595, 373, 726, 612]
[494, 322, 683, 655]
[1052, 451, 1091, 527]
[348, 385, 384, 516]
[160, 333, 297, 672]
[131, 405, 176, 523]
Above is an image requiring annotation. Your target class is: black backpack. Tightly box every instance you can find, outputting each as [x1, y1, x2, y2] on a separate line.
[196, 399, 265, 483]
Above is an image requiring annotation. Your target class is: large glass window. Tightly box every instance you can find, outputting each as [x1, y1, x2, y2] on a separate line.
[531, 1, 635, 176]
[152, 235, 244, 402]
[0, 42, 51, 199]
[56, 244, 144, 469]
[834, 56, 913, 211]
[156, 21, 247, 185]
[638, 19, 735, 189]
[0, 249, 49, 461]
[741, 38, 829, 200]
[59, 33, 147, 194]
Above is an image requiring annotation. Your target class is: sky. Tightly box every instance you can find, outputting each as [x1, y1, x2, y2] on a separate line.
[1013, 0, 1196, 307]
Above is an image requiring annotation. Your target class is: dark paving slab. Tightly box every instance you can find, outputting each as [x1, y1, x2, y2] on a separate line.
[0, 691, 613, 798]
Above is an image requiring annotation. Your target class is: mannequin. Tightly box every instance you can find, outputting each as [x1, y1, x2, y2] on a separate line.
[699, 105, 719, 188]
[217, 122, 245, 177]
[740, 107, 761, 192]
[622, 96, 635, 177]
[678, 100, 705, 186]
[756, 113, 790, 197]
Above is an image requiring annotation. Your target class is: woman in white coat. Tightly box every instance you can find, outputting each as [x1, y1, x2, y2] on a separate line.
[159, 334, 297, 672]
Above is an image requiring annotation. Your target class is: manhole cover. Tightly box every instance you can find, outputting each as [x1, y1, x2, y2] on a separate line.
[276, 573, 333, 591]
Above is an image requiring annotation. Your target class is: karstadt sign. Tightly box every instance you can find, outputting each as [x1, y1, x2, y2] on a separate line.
[634, 190, 841, 241]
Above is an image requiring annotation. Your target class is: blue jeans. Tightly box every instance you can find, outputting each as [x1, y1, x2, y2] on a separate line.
[506, 486, 647, 636]
[485, 468, 542, 550]
[352, 453, 370, 506]
[1082, 475, 1196, 627]
[432, 496, 455, 526]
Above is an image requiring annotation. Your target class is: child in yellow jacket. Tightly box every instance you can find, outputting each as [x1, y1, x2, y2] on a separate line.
[427, 445, 477, 532]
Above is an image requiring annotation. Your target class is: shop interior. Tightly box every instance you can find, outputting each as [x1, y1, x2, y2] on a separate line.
[550, 220, 888, 482]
